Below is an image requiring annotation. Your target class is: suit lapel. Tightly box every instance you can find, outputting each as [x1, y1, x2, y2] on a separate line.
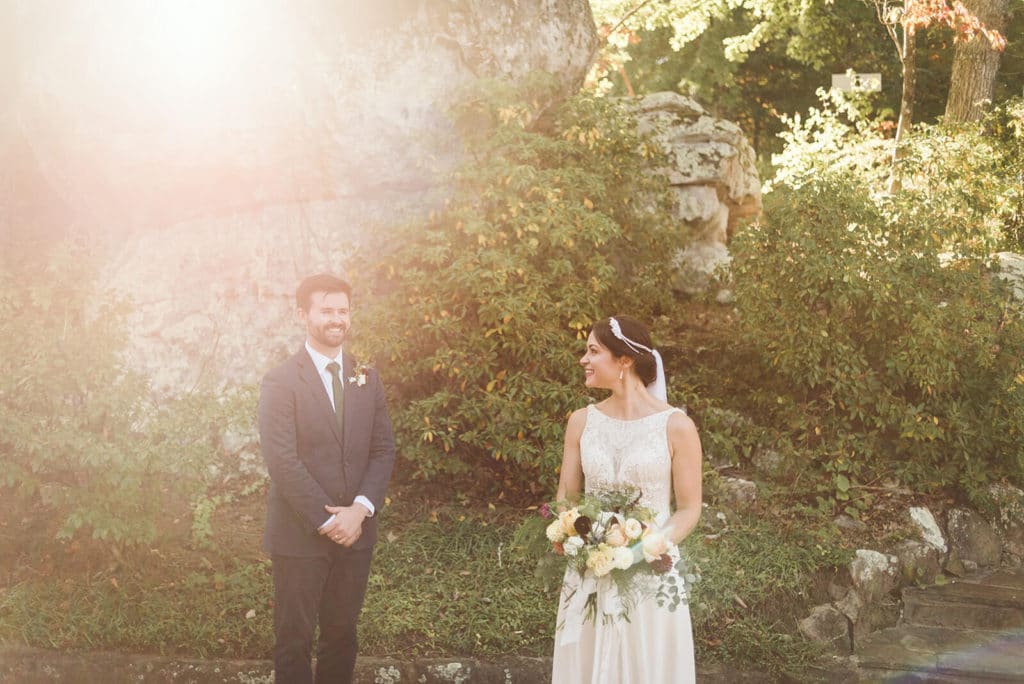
[296, 348, 345, 448]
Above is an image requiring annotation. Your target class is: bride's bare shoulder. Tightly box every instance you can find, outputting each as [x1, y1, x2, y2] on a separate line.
[667, 408, 697, 434]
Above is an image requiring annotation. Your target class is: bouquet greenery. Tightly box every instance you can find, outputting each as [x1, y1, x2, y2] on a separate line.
[518, 488, 697, 633]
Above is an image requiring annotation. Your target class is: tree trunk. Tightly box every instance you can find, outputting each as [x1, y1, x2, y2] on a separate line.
[888, 28, 916, 194]
[945, 0, 1010, 122]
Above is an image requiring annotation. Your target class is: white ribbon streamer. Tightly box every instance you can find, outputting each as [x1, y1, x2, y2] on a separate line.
[558, 573, 628, 646]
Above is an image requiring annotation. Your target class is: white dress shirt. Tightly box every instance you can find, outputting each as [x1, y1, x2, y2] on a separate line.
[304, 342, 375, 526]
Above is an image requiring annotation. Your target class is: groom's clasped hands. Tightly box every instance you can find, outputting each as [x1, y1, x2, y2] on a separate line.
[318, 503, 369, 547]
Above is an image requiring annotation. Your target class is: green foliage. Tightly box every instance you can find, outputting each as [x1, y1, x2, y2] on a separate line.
[0, 242, 250, 547]
[731, 172, 1024, 502]
[351, 78, 684, 485]
[688, 502, 851, 676]
[590, 1, 1024, 159]
[590, 0, 902, 156]
[903, 99, 1024, 252]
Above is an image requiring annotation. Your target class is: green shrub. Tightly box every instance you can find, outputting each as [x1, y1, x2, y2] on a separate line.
[0, 242, 239, 547]
[351, 78, 685, 486]
[901, 99, 1024, 253]
[731, 174, 1024, 503]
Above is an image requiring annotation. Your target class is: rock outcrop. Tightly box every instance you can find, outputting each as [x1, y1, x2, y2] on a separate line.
[631, 92, 762, 295]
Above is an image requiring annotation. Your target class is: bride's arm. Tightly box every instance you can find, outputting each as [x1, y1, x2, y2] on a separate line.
[555, 407, 587, 503]
[664, 412, 703, 545]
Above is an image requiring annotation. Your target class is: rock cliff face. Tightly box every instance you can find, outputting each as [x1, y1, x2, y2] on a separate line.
[6, 4, 762, 394]
[6, 1, 599, 393]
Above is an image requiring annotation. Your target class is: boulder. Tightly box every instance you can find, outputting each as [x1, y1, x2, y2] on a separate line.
[995, 252, 1024, 301]
[893, 540, 943, 586]
[989, 483, 1024, 566]
[631, 92, 761, 295]
[798, 604, 851, 655]
[908, 506, 947, 553]
[672, 241, 731, 295]
[750, 448, 785, 478]
[850, 596, 900, 646]
[834, 515, 868, 534]
[719, 477, 757, 508]
[849, 549, 899, 604]
[947, 508, 1002, 568]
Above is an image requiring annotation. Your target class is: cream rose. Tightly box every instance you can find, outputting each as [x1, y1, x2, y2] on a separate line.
[559, 509, 581, 537]
[623, 518, 644, 540]
[641, 531, 670, 563]
[586, 545, 615, 577]
[546, 519, 566, 544]
[604, 524, 628, 548]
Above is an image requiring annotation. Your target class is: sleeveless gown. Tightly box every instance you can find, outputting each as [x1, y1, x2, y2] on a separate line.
[551, 404, 696, 684]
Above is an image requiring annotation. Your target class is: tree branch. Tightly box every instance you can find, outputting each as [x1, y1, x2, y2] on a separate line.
[608, 0, 658, 38]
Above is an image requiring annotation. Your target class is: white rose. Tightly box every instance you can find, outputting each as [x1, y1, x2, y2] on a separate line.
[563, 535, 585, 557]
[604, 524, 628, 548]
[546, 519, 566, 543]
[612, 546, 635, 571]
[623, 518, 643, 540]
[559, 509, 581, 537]
[642, 531, 670, 563]
[586, 546, 615, 577]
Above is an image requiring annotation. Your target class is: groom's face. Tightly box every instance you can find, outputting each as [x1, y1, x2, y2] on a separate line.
[300, 290, 351, 352]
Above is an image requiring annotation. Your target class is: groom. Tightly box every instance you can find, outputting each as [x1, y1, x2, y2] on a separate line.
[258, 273, 396, 683]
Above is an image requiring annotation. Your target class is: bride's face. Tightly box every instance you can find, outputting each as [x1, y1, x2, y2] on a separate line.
[580, 332, 624, 390]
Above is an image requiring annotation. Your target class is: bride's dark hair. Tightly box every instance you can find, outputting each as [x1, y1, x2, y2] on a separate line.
[590, 316, 658, 385]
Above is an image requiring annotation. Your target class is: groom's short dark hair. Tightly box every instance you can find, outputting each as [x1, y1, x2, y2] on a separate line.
[296, 274, 352, 311]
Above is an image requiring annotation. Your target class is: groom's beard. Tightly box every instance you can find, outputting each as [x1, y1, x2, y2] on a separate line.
[310, 323, 348, 348]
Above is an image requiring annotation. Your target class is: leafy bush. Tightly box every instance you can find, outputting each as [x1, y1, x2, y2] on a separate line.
[901, 98, 1024, 253]
[771, 92, 1024, 252]
[731, 174, 1024, 504]
[351, 78, 684, 486]
[0, 242, 239, 546]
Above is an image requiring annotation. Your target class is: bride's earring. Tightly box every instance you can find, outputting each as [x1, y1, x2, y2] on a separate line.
[618, 368, 624, 381]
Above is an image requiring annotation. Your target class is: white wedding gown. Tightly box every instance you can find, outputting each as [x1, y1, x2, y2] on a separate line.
[551, 404, 696, 684]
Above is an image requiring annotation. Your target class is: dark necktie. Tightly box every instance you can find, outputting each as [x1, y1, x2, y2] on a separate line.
[326, 361, 345, 441]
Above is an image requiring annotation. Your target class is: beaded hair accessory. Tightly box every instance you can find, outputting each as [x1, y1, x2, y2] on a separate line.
[607, 317, 667, 402]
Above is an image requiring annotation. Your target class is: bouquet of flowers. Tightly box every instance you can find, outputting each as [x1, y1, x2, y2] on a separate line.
[521, 488, 697, 637]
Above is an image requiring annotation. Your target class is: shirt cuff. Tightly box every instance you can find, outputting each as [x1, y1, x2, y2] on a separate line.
[318, 513, 336, 530]
[354, 495, 375, 517]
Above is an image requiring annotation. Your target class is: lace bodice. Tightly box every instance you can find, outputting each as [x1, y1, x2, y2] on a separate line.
[579, 404, 683, 522]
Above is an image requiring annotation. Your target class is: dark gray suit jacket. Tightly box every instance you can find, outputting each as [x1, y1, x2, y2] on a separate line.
[258, 348, 396, 556]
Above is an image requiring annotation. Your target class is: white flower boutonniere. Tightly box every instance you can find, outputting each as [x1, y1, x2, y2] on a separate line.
[348, 362, 371, 387]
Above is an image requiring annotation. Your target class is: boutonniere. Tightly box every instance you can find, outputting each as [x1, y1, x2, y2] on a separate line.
[348, 362, 372, 387]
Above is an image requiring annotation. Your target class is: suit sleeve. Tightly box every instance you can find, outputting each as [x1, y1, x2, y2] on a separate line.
[258, 371, 334, 534]
[356, 370, 396, 512]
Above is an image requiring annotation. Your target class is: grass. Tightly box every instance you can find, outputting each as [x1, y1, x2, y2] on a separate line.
[0, 492, 558, 660]
[0, 479, 858, 679]
[687, 497, 854, 677]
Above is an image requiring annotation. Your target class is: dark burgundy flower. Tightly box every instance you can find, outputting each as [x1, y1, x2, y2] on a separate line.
[539, 503, 552, 519]
[574, 515, 592, 537]
[649, 553, 673, 574]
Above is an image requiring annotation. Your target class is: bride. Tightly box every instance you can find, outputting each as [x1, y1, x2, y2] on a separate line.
[551, 316, 703, 683]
